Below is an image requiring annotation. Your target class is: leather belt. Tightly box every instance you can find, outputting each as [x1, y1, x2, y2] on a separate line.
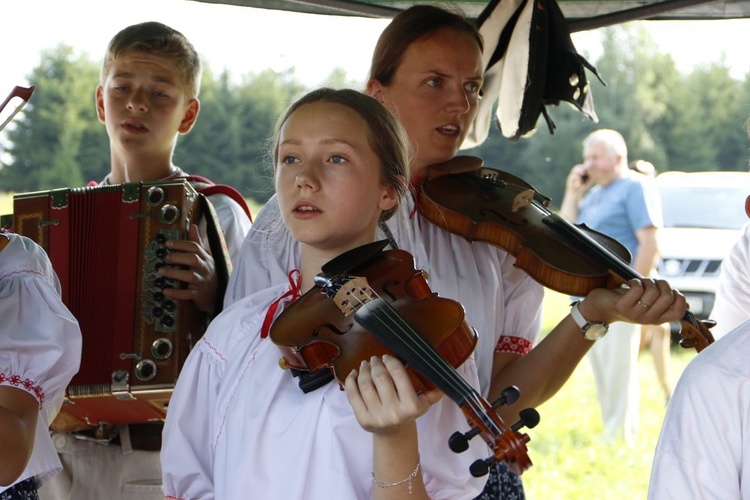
[111, 423, 164, 452]
[73, 423, 163, 452]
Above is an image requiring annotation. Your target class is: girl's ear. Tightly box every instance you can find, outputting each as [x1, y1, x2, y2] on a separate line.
[378, 176, 403, 213]
[178, 98, 200, 134]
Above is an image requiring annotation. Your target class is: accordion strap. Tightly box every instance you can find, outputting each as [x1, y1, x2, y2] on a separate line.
[181, 174, 253, 222]
[198, 193, 232, 317]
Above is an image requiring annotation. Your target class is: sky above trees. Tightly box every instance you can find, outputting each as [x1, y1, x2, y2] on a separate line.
[2, 0, 750, 98]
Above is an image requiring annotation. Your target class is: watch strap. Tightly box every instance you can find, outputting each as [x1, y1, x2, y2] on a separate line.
[570, 300, 609, 340]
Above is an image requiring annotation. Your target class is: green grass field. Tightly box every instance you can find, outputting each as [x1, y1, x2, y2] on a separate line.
[524, 290, 694, 499]
[1, 190, 692, 498]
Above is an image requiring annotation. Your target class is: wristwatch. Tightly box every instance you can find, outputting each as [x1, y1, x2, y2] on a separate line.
[570, 300, 609, 341]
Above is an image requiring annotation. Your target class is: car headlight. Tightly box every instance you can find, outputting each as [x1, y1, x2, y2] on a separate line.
[662, 259, 683, 277]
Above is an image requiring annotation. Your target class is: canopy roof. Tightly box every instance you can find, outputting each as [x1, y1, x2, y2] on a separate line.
[192, 0, 750, 31]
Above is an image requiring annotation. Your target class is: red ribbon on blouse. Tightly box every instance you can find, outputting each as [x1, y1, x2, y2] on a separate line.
[260, 269, 302, 339]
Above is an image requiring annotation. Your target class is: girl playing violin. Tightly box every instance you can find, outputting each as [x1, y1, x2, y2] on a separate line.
[223, 6, 689, 498]
[160, 88, 489, 499]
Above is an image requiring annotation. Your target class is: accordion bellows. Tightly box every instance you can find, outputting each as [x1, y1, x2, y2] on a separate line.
[11, 179, 209, 431]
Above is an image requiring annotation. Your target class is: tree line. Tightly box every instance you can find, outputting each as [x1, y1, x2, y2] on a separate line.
[2, 24, 749, 206]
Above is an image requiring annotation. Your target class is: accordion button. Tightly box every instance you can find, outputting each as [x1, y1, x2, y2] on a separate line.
[163, 301, 176, 312]
[152, 338, 174, 359]
[154, 277, 166, 288]
[136, 360, 157, 381]
[162, 315, 175, 328]
[148, 187, 166, 206]
[156, 248, 168, 259]
[155, 233, 166, 244]
[153, 292, 164, 302]
[160, 205, 180, 225]
[153, 307, 163, 318]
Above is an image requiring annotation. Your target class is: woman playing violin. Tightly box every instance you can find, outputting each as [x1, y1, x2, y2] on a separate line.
[223, 6, 688, 497]
[161, 88, 489, 499]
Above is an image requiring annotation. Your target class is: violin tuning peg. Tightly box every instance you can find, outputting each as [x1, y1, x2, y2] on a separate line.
[278, 357, 291, 370]
[469, 457, 494, 477]
[491, 385, 520, 409]
[448, 427, 481, 453]
[511, 408, 541, 433]
[448, 431, 469, 453]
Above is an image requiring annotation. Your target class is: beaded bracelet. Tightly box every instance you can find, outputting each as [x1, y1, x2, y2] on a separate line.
[371, 460, 421, 495]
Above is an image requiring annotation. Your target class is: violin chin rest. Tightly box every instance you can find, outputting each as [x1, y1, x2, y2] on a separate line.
[321, 240, 390, 276]
[427, 156, 484, 178]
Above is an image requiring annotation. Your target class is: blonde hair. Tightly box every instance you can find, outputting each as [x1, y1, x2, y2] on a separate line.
[101, 21, 202, 99]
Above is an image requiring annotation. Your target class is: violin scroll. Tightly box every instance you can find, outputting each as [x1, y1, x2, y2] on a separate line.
[448, 387, 539, 476]
[678, 314, 716, 352]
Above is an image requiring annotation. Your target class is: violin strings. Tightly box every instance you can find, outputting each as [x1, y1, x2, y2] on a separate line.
[367, 296, 504, 437]
[547, 216, 711, 347]
[347, 285, 504, 438]
[546, 214, 640, 281]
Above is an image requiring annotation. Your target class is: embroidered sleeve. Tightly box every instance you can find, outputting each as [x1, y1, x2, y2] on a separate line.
[495, 335, 533, 356]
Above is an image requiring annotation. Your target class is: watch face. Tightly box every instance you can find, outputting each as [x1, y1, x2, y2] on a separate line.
[584, 324, 608, 341]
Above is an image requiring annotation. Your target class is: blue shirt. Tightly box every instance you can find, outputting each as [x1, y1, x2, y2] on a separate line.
[578, 172, 663, 262]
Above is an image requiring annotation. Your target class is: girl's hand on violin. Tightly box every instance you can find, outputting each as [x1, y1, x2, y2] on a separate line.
[345, 355, 443, 435]
[159, 224, 218, 314]
[583, 278, 688, 325]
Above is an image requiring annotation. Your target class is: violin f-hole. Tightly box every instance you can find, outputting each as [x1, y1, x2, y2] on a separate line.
[314, 323, 351, 338]
[378, 280, 400, 302]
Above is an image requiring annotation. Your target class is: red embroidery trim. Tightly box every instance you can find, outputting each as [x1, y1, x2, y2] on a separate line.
[0, 373, 45, 409]
[260, 270, 302, 339]
[200, 338, 227, 364]
[0, 269, 46, 282]
[494, 336, 533, 356]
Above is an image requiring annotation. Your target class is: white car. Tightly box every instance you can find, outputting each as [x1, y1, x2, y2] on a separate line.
[655, 171, 750, 319]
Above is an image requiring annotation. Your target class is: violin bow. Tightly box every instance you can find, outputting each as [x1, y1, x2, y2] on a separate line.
[0, 85, 34, 133]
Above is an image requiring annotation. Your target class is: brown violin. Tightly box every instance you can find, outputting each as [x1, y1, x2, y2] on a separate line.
[419, 156, 715, 353]
[270, 240, 540, 477]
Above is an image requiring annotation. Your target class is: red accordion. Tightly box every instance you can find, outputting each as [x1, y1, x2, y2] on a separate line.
[10, 179, 209, 431]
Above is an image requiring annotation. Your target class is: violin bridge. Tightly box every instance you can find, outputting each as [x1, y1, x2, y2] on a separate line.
[332, 276, 377, 317]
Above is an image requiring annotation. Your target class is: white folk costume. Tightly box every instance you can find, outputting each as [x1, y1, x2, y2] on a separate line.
[0, 234, 81, 495]
[162, 283, 489, 499]
[648, 321, 750, 499]
[710, 221, 750, 340]
[224, 194, 544, 399]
